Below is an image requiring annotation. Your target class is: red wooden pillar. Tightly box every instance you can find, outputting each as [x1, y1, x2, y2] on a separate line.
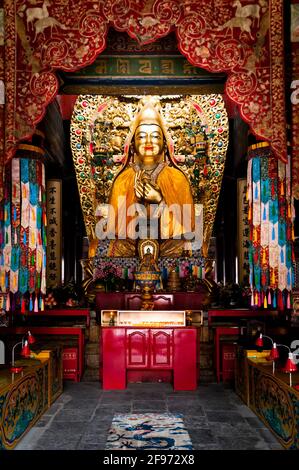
[173, 328, 197, 391]
[102, 327, 126, 390]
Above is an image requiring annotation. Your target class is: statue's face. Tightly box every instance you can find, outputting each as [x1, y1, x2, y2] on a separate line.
[134, 124, 164, 163]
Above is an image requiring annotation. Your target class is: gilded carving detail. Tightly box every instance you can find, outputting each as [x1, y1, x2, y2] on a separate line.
[71, 94, 228, 257]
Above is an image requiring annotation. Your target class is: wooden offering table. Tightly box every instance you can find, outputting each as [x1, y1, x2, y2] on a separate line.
[32, 344, 63, 405]
[235, 348, 299, 449]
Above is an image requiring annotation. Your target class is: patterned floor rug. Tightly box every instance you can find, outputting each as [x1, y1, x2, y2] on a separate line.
[105, 413, 193, 450]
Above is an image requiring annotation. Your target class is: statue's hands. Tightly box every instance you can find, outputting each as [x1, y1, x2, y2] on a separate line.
[134, 171, 163, 203]
[143, 183, 163, 203]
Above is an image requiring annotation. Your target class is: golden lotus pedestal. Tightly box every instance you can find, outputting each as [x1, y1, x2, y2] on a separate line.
[134, 271, 161, 310]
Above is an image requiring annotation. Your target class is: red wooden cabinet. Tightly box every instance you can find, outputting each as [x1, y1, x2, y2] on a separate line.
[102, 327, 126, 390]
[126, 329, 149, 368]
[101, 327, 197, 391]
[126, 329, 173, 369]
[150, 329, 173, 369]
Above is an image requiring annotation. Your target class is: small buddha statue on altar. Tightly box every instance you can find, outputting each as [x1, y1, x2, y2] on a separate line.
[134, 240, 163, 307]
[139, 247, 159, 272]
[109, 311, 115, 326]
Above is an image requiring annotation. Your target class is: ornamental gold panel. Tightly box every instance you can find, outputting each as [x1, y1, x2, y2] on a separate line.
[71, 95, 228, 257]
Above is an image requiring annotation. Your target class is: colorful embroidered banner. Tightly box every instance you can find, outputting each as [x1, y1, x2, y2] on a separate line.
[1, 0, 287, 172]
[0, 150, 47, 312]
[247, 143, 294, 310]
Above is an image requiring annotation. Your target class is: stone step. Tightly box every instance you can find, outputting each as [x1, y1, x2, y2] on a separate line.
[200, 369, 216, 383]
[86, 352, 99, 369]
[82, 367, 100, 382]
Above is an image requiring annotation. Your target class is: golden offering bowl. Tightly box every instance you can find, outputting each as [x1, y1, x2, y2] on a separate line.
[134, 271, 161, 285]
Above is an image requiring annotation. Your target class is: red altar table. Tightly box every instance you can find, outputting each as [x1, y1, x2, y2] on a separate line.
[101, 326, 198, 391]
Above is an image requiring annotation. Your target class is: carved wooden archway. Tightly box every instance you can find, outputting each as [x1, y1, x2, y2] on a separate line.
[1, 0, 286, 185]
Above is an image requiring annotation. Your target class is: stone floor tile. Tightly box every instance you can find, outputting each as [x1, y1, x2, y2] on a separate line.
[13, 382, 284, 451]
[167, 403, 205, 415]
[209, 421, 260, 439]
[132, 391, 167, 400]
[102, 390, 133, 397]
[127, 383, 173, 392]
[44, 403, 63, 414]
[96, 404, 132, 414]
[245, 417, 269, 428]
[216, 435, 271, 450]
[77, 442, 107, 450]
[199, 400, 237, 411]
[63, 398, 101, 409]
[132, 400, 167, 412]
[79, 430, 109, 445]
[52, 409, 94, 422]
[101, 395, 132, 404]
[167, 395, 202, 403]
[35, 429, 84, 450]
[166, 390, 200, 397]
[206, 411, 247, 424]
[182, 415, 209, 428]
[188, 428, 218, 445]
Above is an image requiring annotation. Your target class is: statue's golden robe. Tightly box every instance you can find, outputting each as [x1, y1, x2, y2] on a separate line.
[108, 165, 194, 245]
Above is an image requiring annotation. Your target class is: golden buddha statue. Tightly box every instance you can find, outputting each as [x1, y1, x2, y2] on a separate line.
[107, 97, 195, 257]
[139, 247, 159, 272]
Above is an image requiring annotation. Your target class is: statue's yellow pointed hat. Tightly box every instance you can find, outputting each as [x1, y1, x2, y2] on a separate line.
[122, 96, 175, 167]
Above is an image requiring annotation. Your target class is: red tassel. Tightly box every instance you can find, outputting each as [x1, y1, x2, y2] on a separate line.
[21, 297, 26, 314]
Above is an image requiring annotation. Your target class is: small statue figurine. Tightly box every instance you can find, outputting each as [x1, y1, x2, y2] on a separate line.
[109, 311, 115, 326]
[186, 310, 193, 326]
[139, 247, 159, 272]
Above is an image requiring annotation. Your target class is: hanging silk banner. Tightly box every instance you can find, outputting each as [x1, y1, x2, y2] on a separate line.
[46, 180, 62, 288]
[0, 141, 47, 312]
[0, 164, 11, 300]
[247, 143, 294, 310]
